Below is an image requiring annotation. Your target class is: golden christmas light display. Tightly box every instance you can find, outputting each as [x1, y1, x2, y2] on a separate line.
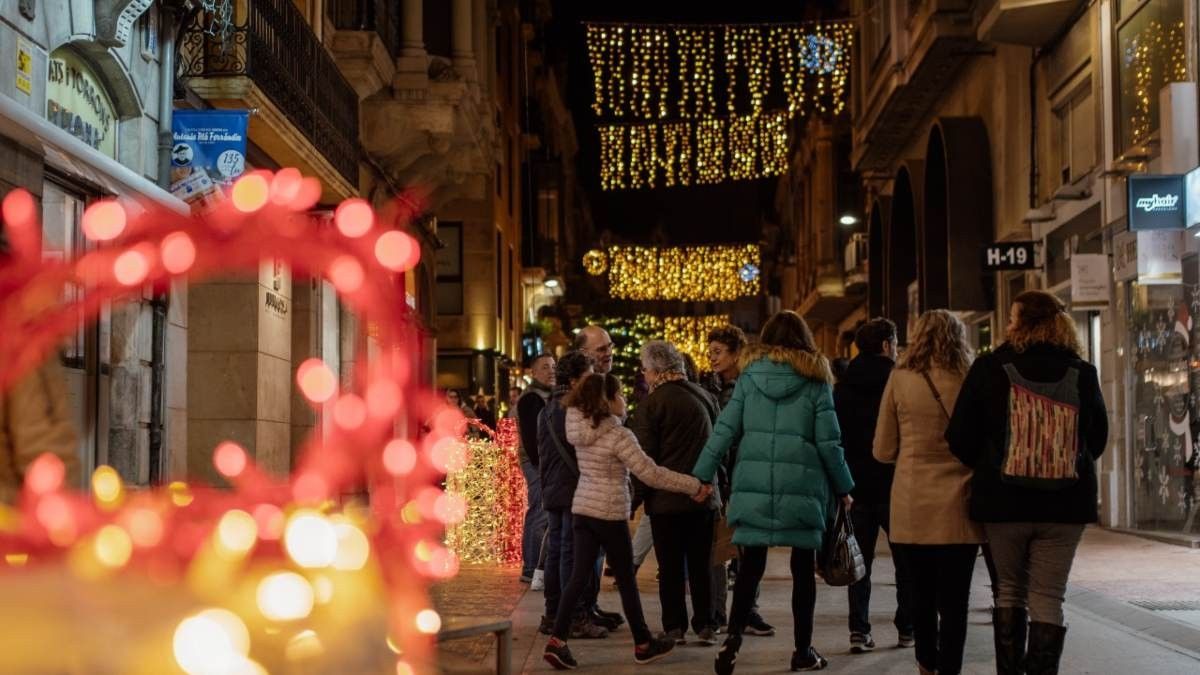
[593, 244, 760, 301]
[1121, 17, 1186, 148]
[584, 314, 734, 379]
[598, 111, 789, 189]
[443, 420, 526, 565]
[585, 21, 853, 120]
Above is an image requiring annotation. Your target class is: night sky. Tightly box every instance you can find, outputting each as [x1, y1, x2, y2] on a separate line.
[546, 0, 844, 246]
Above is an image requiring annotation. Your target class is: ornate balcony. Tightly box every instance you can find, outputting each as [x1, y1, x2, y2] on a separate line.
[179, 0, 361, 200]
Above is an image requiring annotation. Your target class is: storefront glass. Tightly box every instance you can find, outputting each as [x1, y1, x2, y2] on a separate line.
[1127, 258, 1200, 532]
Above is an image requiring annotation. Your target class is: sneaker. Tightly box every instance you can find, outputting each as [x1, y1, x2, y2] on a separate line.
[849, 632, 875, 654]
[569, 620, 608, 640]
[658, 628, 686, 645]
[634, 636, 676, 665]
[531, 569, 545, 591]
[696, 627, 719, 646]
[544, 637, 578, 670]
[743, 615, 775, 637]
[589, 611, 621, 631]
[538, 615, 553, 635]
[897, 632, 915, 649]
[714, 634, 742, 675]
[716, 624, 729, 635]
[790, 647, 828, 671]
[519, 573, 533, 583]
[594, 607, 625, 627]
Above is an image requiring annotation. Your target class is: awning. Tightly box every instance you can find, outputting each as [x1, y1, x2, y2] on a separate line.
[0, 92, 188, 216]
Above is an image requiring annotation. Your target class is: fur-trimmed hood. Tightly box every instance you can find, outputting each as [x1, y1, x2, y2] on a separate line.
[738, 343, 833, 387]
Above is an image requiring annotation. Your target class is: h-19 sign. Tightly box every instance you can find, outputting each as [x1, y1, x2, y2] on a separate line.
[982, 241, 1038, 271]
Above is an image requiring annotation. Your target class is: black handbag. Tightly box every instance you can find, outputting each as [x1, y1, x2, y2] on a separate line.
[818, 502, 866, 587]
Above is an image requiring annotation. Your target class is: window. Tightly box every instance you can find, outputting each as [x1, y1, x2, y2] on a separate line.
[140, 5, 158, 60]
[436, 222, 463, 315]
[41, 182, 87, 364]
[1115, 0, 1186, 154]
[1054, 82, 1095, 185]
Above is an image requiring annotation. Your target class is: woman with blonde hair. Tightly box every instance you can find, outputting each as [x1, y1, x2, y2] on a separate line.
[874, 309, 982, 675]
[947, 291, 1107, 675]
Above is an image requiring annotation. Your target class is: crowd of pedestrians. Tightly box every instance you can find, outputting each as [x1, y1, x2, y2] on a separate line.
[476, 289, 1106, 674]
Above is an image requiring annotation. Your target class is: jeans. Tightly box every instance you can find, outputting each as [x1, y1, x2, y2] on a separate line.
[520, 460, 548, 577]
[728, 546, 817, 651]
[711, 560, 728, 626]
[650, 510, 715, 634]
[985, 522, 1085, 626]
[544, 509, 585, 620]
[552, 516, 653, 644]
[896, 543, 978, 675]
[847, 501, 913, 636]
[632, 512, 654, 567]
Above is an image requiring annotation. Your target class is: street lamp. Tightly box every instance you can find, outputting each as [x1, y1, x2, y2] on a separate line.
[839, 214, 858, 226]
[544, 278, 560, 289]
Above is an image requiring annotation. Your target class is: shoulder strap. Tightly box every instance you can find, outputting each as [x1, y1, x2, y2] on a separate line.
[921, 371, 951, 420]
[547, 413, 579, 476]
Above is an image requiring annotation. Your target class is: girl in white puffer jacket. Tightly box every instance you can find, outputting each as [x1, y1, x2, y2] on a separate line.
[543, 373, 710, 670]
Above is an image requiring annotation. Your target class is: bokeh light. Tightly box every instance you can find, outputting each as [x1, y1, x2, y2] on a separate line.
[269, 168, 303, 206]
[284, 511, 337, 568]
[214, 441, 248, 478]
[124, 508, 164, 548]
[1, 188, 36, 228]
[231, 173, 270, 213]
[173, 608, 251, 675]
[332, 523, 370, 571]
[91, 465, 123, 507]
[94, 524, 133, 569]
[285, 629, 325, 661]
[26, 453, 66, 495]
[113, 249, 150, 286]
[415, 609, 441, 634]
[335, 198, 374, 238]
[374, 230, 421, 272]
[169, 480, 194, 507]
[296, 358, 337, 403]
[161, 232, 197, 274]
[253, 503, 285, 540]
[333, 394, 367, 430]
[328, 255, 364, 293]
[382, 439, 417, 476]
[257, 571, 315, 622]
[216, 509, 258, 558]
[82, 200, 127, 241]
[313, 575, 335, 604]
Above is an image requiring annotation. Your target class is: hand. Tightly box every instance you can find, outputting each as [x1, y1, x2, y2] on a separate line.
[693, 483, 713, 503]
[840, 494, 854, 512]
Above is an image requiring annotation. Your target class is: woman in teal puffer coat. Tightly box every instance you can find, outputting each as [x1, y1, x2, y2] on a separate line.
[694, 311, 855, 674]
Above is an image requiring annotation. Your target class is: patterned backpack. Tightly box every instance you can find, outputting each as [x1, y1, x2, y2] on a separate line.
[1000, 363, 1082, 490]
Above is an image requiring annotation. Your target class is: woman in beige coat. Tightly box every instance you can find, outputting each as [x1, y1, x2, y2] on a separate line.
[0, 357, 80, 504]
[874, 310, 982, 675]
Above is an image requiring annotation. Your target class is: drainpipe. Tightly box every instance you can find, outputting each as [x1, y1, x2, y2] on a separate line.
[150, 3, 181, 483]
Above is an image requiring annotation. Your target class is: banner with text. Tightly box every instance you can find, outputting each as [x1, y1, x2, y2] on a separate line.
[170, 110, 249, 212]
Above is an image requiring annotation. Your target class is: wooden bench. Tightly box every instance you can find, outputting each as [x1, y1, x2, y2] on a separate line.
[436, 616, 513, 675]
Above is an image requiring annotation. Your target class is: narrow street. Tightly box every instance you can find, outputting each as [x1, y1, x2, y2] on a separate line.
[436, 528, 1200, 674]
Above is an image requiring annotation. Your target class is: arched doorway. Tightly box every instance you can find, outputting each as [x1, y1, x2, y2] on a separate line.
[886, 162, 922, 344]
[922, 118, 995, 312]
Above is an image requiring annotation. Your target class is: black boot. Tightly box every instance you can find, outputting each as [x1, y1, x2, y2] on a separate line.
[993, 607, 1027, 675]
[714, 633, 742, 675]
[1024, 622, 1067, 675]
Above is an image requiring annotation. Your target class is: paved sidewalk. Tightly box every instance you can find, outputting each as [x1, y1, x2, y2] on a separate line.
[436, 527, 1200, 673]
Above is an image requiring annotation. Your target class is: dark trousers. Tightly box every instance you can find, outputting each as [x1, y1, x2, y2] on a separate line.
[650, 510, 715, 634]
[728, 546, 817, 651]
[544, 509, 586, 620]
[552, 515, 652, 644]
[847, 501, 914, 636]
[520, 460, 547, 576]
[895, 543, 979, 675]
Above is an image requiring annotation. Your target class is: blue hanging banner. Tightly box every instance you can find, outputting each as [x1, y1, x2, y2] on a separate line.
[170, 109, 250, 211]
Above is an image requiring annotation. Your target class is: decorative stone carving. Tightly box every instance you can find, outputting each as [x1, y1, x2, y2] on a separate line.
[95, 0, 154, 48]
[18, 0, 35, 21]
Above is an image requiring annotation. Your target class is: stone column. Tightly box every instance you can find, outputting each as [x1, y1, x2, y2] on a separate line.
[396, 0, 427, 79]
[452, 0, 477, 81]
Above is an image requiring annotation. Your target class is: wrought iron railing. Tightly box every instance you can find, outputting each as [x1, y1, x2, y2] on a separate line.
[179, 0, 361, 185]
[327, 0, 402, 58]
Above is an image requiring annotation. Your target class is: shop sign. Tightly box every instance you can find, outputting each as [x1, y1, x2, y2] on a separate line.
[171, 109, 250, 212]
[1113, 231, 1138, 282]
[982, 241, 1038, 271]
[265, 291, 288, 317]
[1137, 230, 1183, 285]
[1186, 166, 1200, 229]
[15, 39, 33, 95]
[1070, 254, 1109, 306]
[1128, 174, 1185, 231]
[45, 49, 117, 158]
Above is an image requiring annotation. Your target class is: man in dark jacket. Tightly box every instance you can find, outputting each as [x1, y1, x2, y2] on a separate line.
[834, 318, 914, 653]
[630, 340, 722, 644]
[537, 351, 608, 639]
[517, 354, 555, 585]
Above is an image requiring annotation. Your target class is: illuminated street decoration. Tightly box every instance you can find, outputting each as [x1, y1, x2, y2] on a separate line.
[597, 244, 760, 301]
[0, 174, 446, 673]
[585, 21, 853, 120]
[444, 419, 526, 564]
[584, 314, 734, 380]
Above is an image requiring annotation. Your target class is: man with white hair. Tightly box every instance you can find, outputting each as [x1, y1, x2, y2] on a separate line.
[629, 340, 722, 646]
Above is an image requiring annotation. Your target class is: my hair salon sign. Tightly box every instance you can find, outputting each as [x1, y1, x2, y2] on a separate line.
[1128, 174, 1185, 231]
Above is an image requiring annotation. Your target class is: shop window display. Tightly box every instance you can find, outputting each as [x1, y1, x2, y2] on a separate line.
[1129, 258, 1200, 532]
